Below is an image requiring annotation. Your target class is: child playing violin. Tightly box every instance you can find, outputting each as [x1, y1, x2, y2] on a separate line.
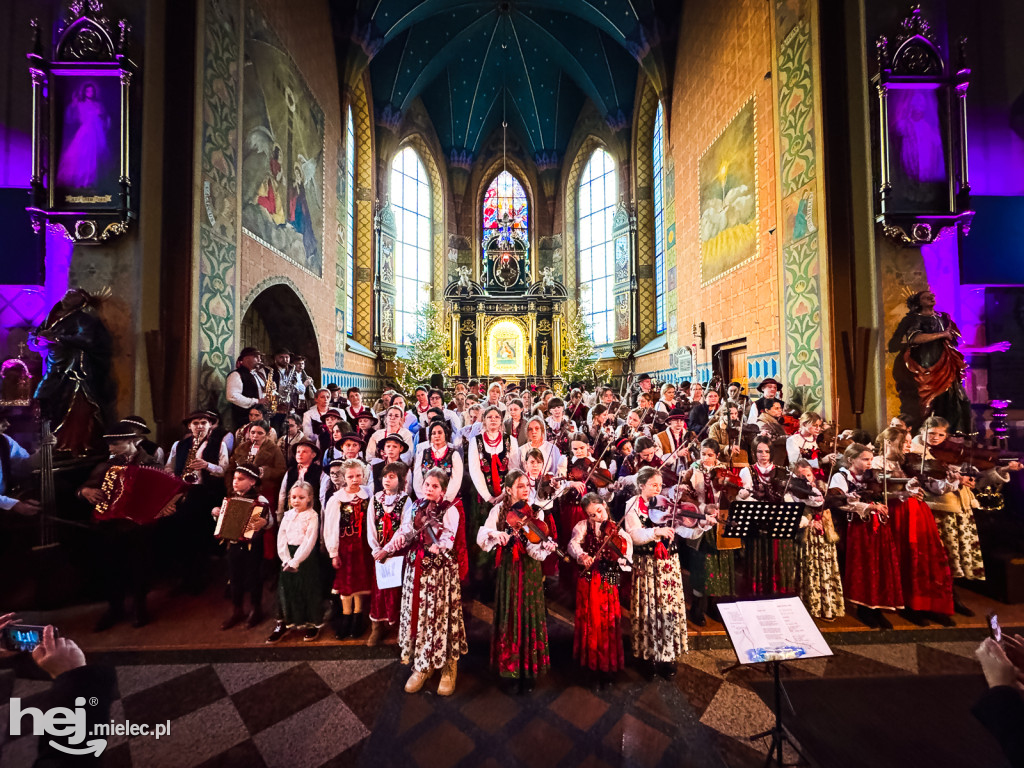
[624, 466, 715, 679]
[375, 469, 467, 695]
[569, 494, 631, 687]
[786, 459, 844, 619]
[477, 469, 558, 693]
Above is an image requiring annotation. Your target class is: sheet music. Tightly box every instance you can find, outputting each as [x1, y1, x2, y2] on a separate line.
[375, 557, 403, 589]
[718, 597, 833, 664]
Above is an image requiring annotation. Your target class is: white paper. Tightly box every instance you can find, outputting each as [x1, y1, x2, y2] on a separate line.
[375, 557, 403, 589]
[718, 597, 833, 664]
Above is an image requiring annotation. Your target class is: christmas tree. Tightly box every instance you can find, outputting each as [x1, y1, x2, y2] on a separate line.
[395, 297, 451, 394]
[559, 302, 608, 391]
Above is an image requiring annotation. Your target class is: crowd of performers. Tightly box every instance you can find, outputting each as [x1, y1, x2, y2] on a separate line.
[42, 345, 1021, 697]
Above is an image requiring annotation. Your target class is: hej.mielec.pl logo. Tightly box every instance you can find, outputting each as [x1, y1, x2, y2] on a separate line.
[10, 696, 170, 756]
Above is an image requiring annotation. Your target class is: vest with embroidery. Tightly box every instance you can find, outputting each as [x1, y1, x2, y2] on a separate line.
[475, 433, 510, 497]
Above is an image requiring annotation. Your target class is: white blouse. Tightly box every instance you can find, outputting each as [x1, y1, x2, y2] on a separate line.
[276, 508, 319, 568]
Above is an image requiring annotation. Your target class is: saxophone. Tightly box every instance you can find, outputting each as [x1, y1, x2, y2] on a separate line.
[263, 366, 279, 413]
[181, 428, 206, 484]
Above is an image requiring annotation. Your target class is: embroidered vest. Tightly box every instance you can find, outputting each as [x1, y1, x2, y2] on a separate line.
[373, 493, 407, 542]
[475, 433, 510, 497]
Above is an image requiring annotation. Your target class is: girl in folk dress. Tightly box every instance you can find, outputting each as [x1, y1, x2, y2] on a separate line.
[786, 459, 844, 619]
[376, 469, 467, 695]
[625, 466, 715, 679]
[324, 459, 374, 640]
[365, 462, 413, 646]
[568, 493, 632, 686]
[268, 482, 322, 643]
[477, 470, 557, 693]
[468, 406, 516, 583]
[738, 436, 798, 596]
[943, 464, 986, 593]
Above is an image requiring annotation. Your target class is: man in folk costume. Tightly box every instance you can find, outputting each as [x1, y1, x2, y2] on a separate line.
[366, 406, 415, 464]
[302, 388, 334, 442]
[278, 438, 331, 514]
[82, 423, 170, 630]
[269, 348, 304, 430]
[166, 410, 230, 594]
[225, 347, 267, 431]
[747, 377, 783, 425]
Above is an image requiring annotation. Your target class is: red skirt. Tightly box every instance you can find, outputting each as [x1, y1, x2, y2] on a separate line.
[888, 497, 954, 615]
[574, 570, 624, 672]
[844, 516, 904, 610]
[369, 578, 401, 624]
[332, 531, 373, 595]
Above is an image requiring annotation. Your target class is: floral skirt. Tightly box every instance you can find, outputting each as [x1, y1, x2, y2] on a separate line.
[937, 506, 985, 581]
[799, 532, 845, 619]
[845, 516, 903, 610]
[278, 545, 322, 626]
[889, 497, 954, 614]
[746, 538, 799, 596]
[399, 551, 467, 672]
[631, 553, 688, 662]
[332, 531, 373, 596]
[574, 569, 624, 672]
[690, 549, 737, 598]
[492, 552, 550, 679]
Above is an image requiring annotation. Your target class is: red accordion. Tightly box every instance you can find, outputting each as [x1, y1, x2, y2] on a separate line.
[92, 465, 187, 525]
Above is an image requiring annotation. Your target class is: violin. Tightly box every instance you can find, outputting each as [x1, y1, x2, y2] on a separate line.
[707, 466, 743, 550]
[924, 437, 1018, 472]
[582, 520, 631, 573]
[648, 495, 707, 534]
[505, 502, 572, 563]
[567, 457, 614, 489]
[776, 472, 820, 501]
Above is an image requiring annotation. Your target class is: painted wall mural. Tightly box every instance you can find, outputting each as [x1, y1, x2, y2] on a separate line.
[699, 99, 758, 285]
[241, 6, 325, 278]
[773, 0, 827, 411]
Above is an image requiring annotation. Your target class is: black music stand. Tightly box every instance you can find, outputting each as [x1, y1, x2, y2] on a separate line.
[725, 500, 805, 542]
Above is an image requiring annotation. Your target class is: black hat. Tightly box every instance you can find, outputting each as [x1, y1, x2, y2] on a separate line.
[638, 373, 651, 382]
[757, 377, 783, 393]
[381, 433, 410, 452]
[238, 347, 262, 359]
[103, 422, 144, 442]
[121, 415, 151, 434]
[292, 438, 319, 453]
[326, 383, 341, 391]
[203, 409, 221, 424]
[324, 409, 343, 421]
[728, 381, 743, 390]
[341, 433, 366, 447]
[182, 409, 212, 426]
[272, 348, 292, 357]
[666, 406, 689, 422]
[356, 411, 379, 427]
[234, 462, 261, 480]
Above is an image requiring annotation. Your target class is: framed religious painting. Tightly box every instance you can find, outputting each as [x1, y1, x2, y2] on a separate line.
[27, 2, 135, 244]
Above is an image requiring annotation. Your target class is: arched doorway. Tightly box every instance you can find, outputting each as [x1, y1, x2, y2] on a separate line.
[240, 283, 321, 385]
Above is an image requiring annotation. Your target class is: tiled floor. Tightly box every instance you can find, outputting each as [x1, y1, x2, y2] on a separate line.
[1, 574, 1015, 768]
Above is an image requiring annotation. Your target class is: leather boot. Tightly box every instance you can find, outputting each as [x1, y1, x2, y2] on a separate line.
[405, 669, 430, 693]
[334, 613, 353, 640]
[437, 659, 458, 696]
[689, 595, 707, 627]
[366, 621, 386, 647]
[220, 606, 246, 631]
[953, 591, 975, 616]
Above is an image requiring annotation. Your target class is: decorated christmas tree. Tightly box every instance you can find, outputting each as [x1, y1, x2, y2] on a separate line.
[559, 301, 607, 391]
[395, 297, 450, 394]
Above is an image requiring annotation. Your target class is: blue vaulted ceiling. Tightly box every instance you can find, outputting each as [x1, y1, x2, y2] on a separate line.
[339, 0, 677, 160]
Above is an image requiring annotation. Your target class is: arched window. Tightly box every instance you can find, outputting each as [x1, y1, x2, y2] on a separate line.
[652, 101, 666, 334]
[483, 170, 528, 238]
[390, 146, 432, 346]
[578, 148, 616, 345]
[344, 106, 355, 337]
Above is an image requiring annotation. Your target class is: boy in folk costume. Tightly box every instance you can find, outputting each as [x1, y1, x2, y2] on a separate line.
[213, 463, 271, 630]
[477, 470, 557, 693]
[625, 466, 715, 679]
[366, 462, 414, 646]
[569, 494, 632, 687]
[324, 459, 374, 640]
[375, 469, 467, 696]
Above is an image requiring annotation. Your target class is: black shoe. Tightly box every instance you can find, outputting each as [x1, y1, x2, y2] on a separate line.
[930, 612, 956, 627]
[639, 660, 657, 681]
[303, 625, 321, 642]
[220, 608, 245, 631]
[93, 608, 125, 633]
[900, 610, 930, 627]
[689, 596, 707, 627]
[657, 662, 677, 680]
[519, 677, 535, 694]
[266, 622, 289, 643]
[499, 677, 519, 695]
[246, 608, 264, 629]
[350, 612, 368, 639]
[876, 612, 893, 631]
[856, 605, 881, 629]
[333, 613, 353, 640]
[953, 594, 975, 617]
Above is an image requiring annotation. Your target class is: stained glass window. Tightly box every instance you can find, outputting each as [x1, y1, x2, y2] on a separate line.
[578, 149, 616, 346]
[483, 170, 528, 235]
[391, 147, 432, 346]
[653, 101, 666, 334]
[345, 107, 355, 337]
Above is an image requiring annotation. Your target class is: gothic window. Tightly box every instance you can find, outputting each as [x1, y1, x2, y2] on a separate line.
[578, 148, 616, 345]
[345, 107, 355, 337]
[391, 146, 432, 346]
[483, 170, 528, 237]
[653, 101, 666, 334]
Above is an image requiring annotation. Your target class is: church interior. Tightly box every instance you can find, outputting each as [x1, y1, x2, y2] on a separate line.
[2, 0, 1024, 765]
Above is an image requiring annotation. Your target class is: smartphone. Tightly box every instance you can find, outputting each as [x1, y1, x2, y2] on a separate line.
[1, 624, 52, 652]
[988, 612, 1002, 643]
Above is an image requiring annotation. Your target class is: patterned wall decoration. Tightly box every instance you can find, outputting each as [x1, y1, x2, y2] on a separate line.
[334, 138, 346, 369]
[350, 73, 375, 354]
[195, 0, 241, 409]
[747, 351, 781, 390]
[321, 368, 381, 396]
[771, 0, 830, 412]
[633, 79, 660, 345]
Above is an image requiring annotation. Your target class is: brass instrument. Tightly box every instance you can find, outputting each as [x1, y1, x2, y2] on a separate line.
[263, 366, 279, 413]
[181, 426, 207, 484]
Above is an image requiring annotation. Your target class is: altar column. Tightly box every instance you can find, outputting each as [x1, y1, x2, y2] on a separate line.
[476, 302, 485, 379]
[553, 310, 562, 379]
[527, 303, 537, 377]
[451, 309, 460, 376]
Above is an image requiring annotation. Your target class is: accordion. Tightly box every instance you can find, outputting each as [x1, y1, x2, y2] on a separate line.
[215, 497, 264, 542]
[93, 465, 187, 525]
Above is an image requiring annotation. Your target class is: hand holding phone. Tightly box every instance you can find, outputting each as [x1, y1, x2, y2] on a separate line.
[2, 623, 53, 653]
[988, 612, 1002, 644]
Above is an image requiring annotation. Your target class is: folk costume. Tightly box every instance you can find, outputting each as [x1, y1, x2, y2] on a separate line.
[324, 487, 374, 598]
[784, 482, 844, 619]
[215, 475, 271, 628]
[688, 462, 739, 599]
[414, 440, 469, 581]
[366, 490, 413, 626]
[275, 505, 322, 628]
[738, 463, 798, 596]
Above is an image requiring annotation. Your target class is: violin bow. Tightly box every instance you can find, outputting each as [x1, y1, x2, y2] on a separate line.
[825, 397, 841, 488]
